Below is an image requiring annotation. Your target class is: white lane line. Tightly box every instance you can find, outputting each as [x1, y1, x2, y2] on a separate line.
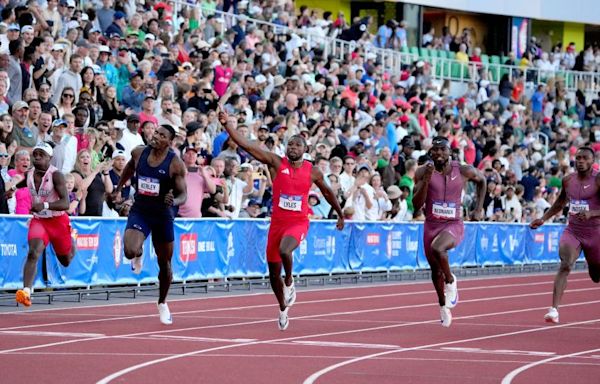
[0, 288, 597, 356]
[149, 335, 257, 343]
[501, 347, 600, 383]
[301, 317, 600, 384]
[0, 277, 583, 332]
[292, 341, 400, 349]
[95, 300, 600, 384]
[0, 279, 576, 331]
[0, 331, 105, 338]
[2, 273, 588, 316]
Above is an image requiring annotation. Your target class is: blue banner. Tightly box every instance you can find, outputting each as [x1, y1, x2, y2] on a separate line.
[0, 215, 580, 290]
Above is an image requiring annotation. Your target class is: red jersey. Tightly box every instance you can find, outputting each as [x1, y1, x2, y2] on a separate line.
[272, 157, 313, 222]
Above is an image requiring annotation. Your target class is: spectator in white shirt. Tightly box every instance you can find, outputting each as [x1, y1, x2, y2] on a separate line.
[118, 114, 144, 156]
[502, 185, 522, 222]
[339, 155, 356, 195]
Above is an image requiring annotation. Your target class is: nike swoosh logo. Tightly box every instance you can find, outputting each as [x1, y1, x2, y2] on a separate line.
[451, 176, 458, 181]
[584, 185, 590, 189]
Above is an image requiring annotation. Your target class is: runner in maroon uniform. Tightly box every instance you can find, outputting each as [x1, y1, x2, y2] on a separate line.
[218, 112, 344, 330]
[530, 146, 600, 324]
[413, 137, 486, 327]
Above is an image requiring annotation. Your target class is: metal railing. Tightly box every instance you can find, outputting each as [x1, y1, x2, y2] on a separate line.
[171, 1, 600, 96]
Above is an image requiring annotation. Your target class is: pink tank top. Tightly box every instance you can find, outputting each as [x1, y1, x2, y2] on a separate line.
[27, 165, 65, 218]
[565, 171, 600, 228]
[425, 161, 463, 222]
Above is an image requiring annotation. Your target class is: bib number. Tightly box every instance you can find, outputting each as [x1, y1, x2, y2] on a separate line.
[432, 201, 457, 219]
[138, 176, 160, 196]
[279, 194, 302, 211]
[569, 199, 589, 214]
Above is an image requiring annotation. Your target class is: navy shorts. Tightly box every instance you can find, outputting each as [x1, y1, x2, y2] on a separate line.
[125, 206, 174, 243]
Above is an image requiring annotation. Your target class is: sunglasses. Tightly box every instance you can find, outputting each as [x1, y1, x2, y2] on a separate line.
[63, 94, 74, 98]
[0, 153, 9, 158]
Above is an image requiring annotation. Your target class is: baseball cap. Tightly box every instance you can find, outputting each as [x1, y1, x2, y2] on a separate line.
[33, 142, 53, 157]
[114, 11, 126, 20]
[431, 136, 450, 148]
[98, 45, 110, 54]
[145, 33, 156, 41]
[20, 25, 34, 34]
[126, 114, 140, 122]
[52, 119, 68, 127]
[357, 163, 371, 173]
[112, 150, 126, 159]
[7, 24, 20, 32]
[247, 198, 261, 207]
[89, 27, 102, 34]
[186, 121, 202, 136]
[12, 101, 29, 111]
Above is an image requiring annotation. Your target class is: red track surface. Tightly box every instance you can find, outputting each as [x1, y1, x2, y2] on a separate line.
[1, 272, 599, 383]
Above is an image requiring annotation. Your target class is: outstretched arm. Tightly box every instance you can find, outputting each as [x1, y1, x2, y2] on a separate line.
[530, 178, 569, 228]
[460, 165, 487, 220]
[218, 112, 281, 169]
[312, 167, 344, 230]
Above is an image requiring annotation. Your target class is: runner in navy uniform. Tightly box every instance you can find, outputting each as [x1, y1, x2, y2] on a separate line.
[113, 125, 187, 325]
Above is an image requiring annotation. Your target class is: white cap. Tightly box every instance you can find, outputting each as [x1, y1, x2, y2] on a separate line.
[52, 43, 65, 51]
[33, 142, 53, 157]
[145, 33, 155, 41]
[254, 74, 266, 84]
[98, 45, 110, 53]
[66, 20, 80, 31]
[112, 150, 126, 159]
[20, 25, 34, 34]
[66, 0, 76, 7]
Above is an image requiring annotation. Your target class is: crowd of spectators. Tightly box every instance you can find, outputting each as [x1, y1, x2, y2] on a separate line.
[0, 0, 598, 225]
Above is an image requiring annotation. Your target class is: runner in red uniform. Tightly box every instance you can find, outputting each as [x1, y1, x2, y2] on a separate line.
[530, 146, 600, 324]
[413, 137, 486, 327]
[219, 112, 344, 330]
[15, 142, 76, 307]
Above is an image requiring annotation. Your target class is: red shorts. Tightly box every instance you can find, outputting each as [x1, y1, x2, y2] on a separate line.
[266, 219, 309, 263]
[423, 220, 464, 258]
[560, 226, 600, 265]
[28, 215, 73, 256]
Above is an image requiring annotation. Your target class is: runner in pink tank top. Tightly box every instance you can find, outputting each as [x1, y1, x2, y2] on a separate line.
[530, 146, 600, 324]
[413, 136, 486, 327]
[15, 142, 76, 307]
[219, 111, 344, 331]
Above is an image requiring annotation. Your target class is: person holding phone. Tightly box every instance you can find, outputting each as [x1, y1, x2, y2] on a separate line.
[178, 145, 216, 218]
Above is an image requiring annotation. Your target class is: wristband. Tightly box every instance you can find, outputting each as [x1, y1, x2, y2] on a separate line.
[43, 202, 49, 210]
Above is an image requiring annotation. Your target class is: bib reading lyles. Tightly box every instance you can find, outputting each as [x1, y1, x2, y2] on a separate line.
[138, 176, 160, 196]
[279, 194, 302, 211]
[432, 201, 456, 219]
[569, 199, 589, 214]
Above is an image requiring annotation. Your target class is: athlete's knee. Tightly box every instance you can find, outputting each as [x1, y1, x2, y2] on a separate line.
[558, 259, 574, 274]
[27, 245, 44, 261]
[57, 254, 73, 267]
[124, 243, 142, 260]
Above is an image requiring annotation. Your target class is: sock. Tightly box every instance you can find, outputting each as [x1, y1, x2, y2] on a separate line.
[23, 287, 31, 295]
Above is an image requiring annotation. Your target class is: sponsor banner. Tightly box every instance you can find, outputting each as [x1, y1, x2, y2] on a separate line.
[0, 216, 581, 290]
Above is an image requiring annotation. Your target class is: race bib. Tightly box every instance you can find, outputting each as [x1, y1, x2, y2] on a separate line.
[138, 176, 160, 196]
[432, 201, 457, 219]
[279, 194, 302, 211]
[569, 199, 589, 214]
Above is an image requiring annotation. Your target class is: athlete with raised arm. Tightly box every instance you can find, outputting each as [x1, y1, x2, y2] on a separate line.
[530, 146, 600, 323]
[412, 136, 486, 327]
[218, 112, 344, 330]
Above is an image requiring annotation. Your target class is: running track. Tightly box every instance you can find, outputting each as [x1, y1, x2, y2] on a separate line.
[0, 272, 599, 383]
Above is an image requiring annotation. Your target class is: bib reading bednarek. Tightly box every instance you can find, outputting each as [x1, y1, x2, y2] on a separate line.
[569, 199, 589, 214]
[279, 194, 302, 211]
[432, 201, 456, 219]
[138, 176, 160, 196]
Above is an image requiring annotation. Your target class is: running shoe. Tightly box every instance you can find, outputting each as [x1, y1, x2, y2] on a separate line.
[131, 256, 143, 275]
[444, 273, 458, 309]
[283, 281, 296, 307]
[440, 306, 452, 327]
[544, 307, 559, 324]
[157, 303, 173, 325]
[15, 289, 31, 307]
[278, 307, 289, 331]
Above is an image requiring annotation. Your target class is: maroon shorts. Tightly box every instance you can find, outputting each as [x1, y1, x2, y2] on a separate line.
[266, 219, 309, 263]
[28, 215, 73, 255]
[423, 220, 464, 257]
[560, 226, 600, 265]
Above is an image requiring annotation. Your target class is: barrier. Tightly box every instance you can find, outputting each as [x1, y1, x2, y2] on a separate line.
[0, 216, 574, 290]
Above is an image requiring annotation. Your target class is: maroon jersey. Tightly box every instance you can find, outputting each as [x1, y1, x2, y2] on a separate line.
[565, 171, 600, 229]
[425, 161, 464, 222]
[271, 157, 313, 221]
